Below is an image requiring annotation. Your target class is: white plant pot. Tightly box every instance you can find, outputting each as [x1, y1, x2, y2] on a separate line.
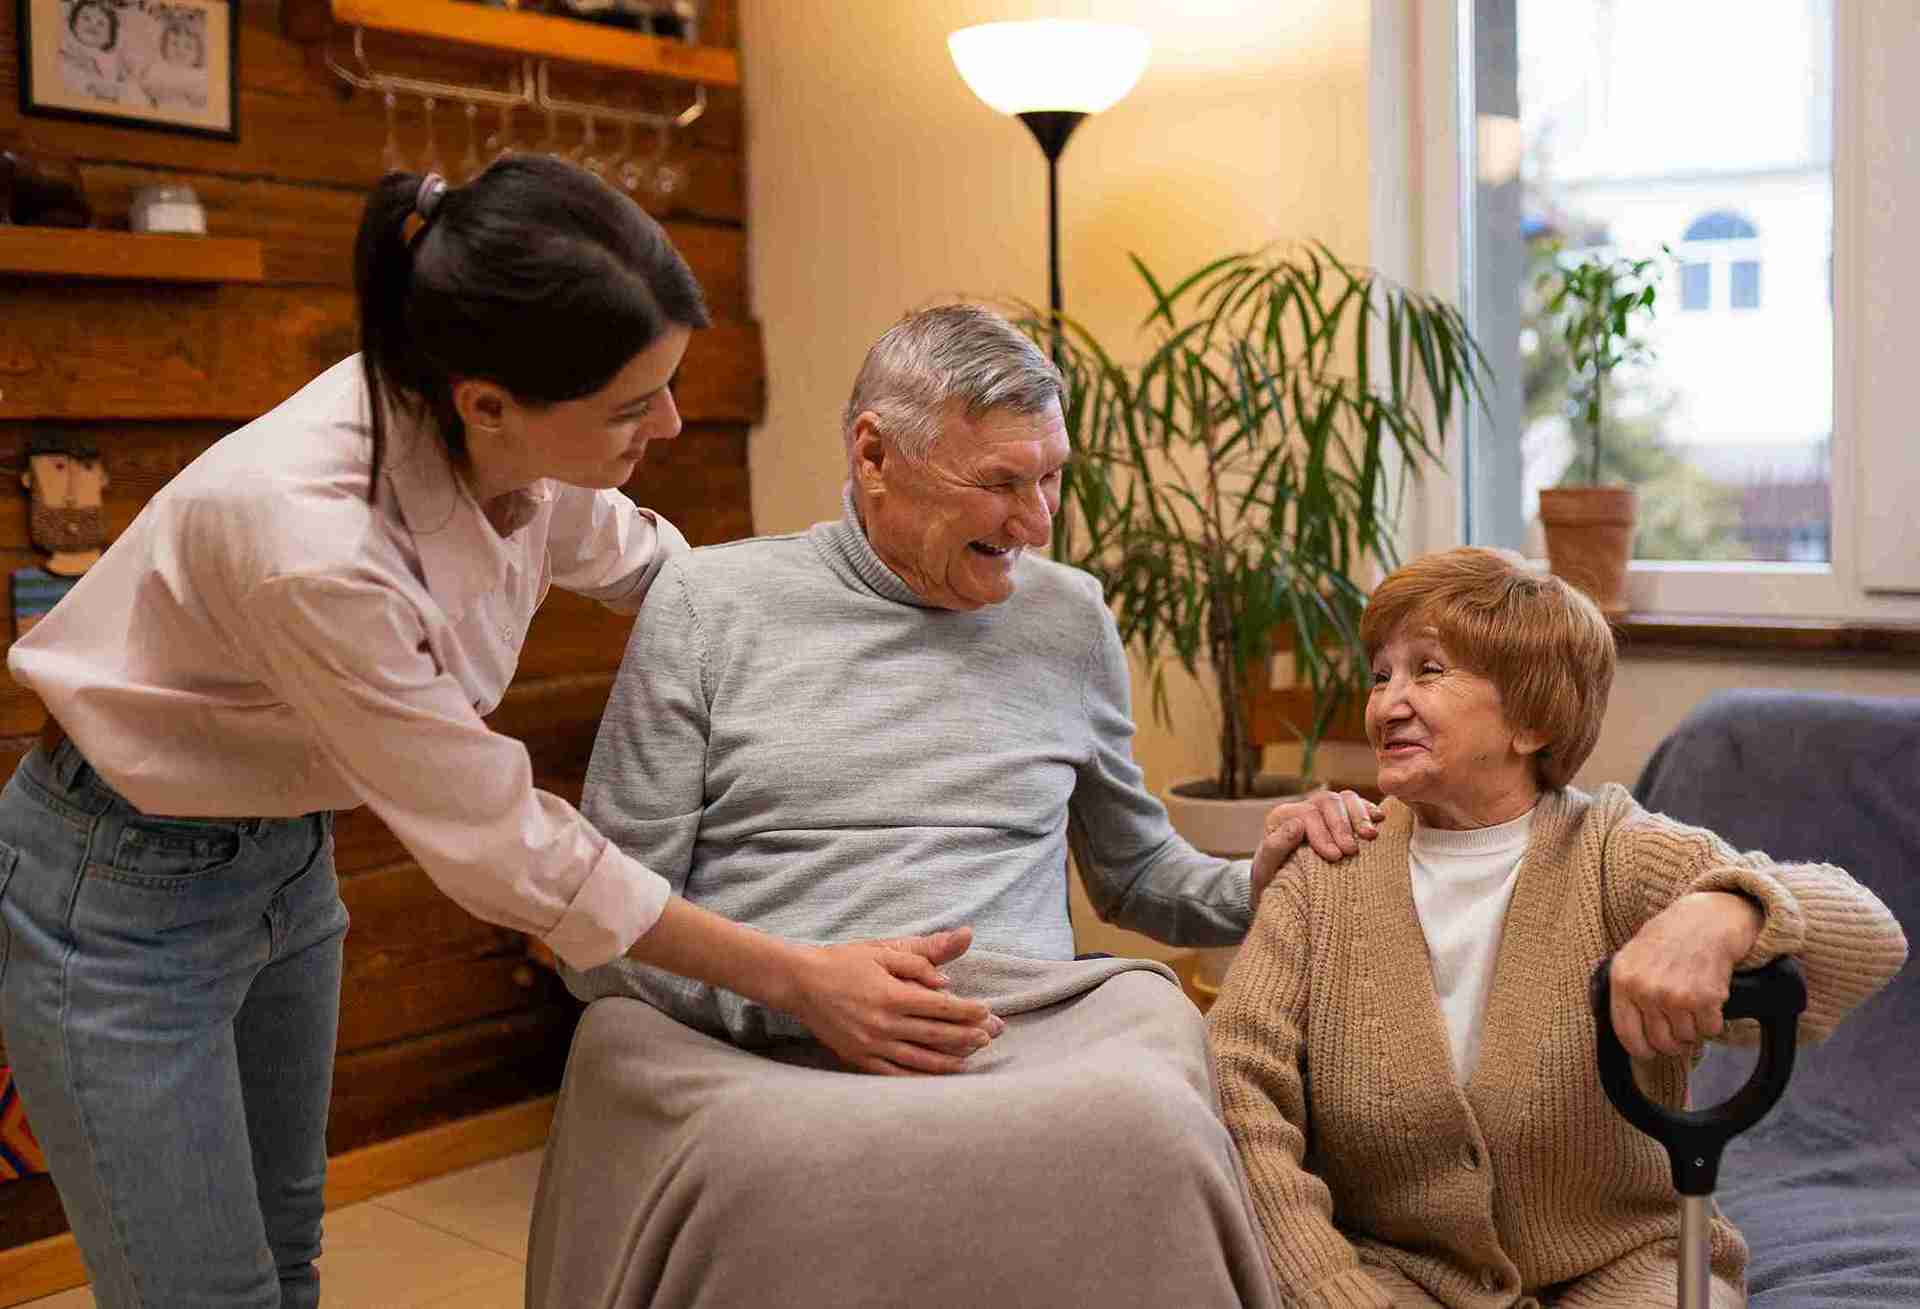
[1163, 778, 1304, 998]
[1163, 784, 1278, 859]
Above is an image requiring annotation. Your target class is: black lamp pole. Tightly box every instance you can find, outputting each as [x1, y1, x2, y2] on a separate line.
[1013, 109, 1089, 563]
[1015, 109, 1088, 372]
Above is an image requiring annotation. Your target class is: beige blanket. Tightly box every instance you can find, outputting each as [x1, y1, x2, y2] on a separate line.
[526, 952, 1278, 1308]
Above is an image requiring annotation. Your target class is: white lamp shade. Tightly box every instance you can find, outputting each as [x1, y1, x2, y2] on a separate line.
[947, 20, 1150, 116]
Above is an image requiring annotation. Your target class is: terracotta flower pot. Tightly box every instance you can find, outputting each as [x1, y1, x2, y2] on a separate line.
[1539, 485, 1637, 616]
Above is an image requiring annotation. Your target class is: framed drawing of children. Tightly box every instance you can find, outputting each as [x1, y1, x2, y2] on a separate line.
[17, 0, 238, 141]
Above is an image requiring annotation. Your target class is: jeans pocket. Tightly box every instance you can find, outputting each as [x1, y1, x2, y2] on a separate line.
[105, 819, 243, 886]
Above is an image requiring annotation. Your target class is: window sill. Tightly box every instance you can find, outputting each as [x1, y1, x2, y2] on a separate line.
[1614, 613, 1920, 657]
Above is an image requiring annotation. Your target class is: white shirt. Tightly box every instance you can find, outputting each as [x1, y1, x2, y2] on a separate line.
[1408, 806, 1536, 1083]
[8, 356, 681, 971]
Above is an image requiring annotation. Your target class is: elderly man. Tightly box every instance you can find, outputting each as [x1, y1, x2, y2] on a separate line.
[527, 305, 1373, 1309]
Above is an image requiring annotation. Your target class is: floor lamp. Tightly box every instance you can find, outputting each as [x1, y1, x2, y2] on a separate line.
[946, 20, 1151, 371]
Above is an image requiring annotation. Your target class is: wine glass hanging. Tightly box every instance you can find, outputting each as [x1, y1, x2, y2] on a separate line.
[459, 103, 484, 183]
[325, 20, 707, 204]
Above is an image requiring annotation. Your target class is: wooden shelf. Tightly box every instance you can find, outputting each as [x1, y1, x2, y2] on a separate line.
[331, 0, 741, 86]
[0, 228, 265, 283]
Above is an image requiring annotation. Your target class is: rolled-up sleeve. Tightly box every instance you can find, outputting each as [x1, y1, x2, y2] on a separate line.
[545, 487, 689, 614]
[1598, 786, 1908, 1045]
[247, 570, 671, 970]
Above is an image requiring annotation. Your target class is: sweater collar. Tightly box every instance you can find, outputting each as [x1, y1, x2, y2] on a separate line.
[810, 485, 944, 608]
[1410, 803, 1538, 859]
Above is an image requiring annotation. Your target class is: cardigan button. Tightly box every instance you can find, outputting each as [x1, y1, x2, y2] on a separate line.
[1479, 1268, 1501, 1292]
[1461, 1142, 1481, 1170]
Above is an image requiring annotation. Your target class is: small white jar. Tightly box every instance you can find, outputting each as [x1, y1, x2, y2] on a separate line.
[130, 184, 207, 235]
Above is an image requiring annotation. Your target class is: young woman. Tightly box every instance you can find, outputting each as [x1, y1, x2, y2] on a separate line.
[0, 157, 1000, 1308]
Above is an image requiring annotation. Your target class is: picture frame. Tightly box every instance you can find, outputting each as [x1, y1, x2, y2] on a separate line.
[17, 0, 239, 141]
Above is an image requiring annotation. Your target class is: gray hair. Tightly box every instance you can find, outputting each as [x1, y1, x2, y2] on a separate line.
[842, 304, 1064, 460]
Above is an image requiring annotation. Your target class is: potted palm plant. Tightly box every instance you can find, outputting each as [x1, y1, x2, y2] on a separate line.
[1011, 244, 1485, 862]
[1534, 246, 1664, 615]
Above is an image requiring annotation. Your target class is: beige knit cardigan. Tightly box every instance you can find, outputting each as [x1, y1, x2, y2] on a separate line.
[1207, 783, 1908, 1309]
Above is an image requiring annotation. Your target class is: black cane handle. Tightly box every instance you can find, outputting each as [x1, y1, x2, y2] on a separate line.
[1589, 955, 1806, 1196]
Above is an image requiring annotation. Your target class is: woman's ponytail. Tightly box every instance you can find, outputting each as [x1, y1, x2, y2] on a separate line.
[348, 156, 710, 504]
[352, 170, 428, 502]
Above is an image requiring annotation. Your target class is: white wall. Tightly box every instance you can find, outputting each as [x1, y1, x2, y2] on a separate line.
[740, 1, 1373, 957]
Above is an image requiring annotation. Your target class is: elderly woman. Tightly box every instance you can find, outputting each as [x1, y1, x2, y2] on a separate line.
[1207, 548, 1908, 1308]
[526, 304, 1374, 1308]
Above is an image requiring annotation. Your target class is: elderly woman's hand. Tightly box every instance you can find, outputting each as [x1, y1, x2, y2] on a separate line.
[787, 926, 1007, 1076]
[1607, 891, 1765, 1059]
[1251, 789, 1386, 903]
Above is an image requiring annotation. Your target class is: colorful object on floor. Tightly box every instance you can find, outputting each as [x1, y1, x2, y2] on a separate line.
[1, 1065, 50, 1181]
[11, 566, 80, 640]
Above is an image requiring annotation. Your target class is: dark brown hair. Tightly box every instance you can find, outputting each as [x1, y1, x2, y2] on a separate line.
[351, 155, 710, 500]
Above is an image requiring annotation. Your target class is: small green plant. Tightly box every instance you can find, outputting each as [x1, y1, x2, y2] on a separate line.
[1523, 240, 1745, 558]
[1011, 244, 1486, 799]
[1538, 246, 1665, 485]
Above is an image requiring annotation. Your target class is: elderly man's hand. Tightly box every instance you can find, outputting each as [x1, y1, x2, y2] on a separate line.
[1250, 789, 1385, 903]
[1608, 891, 1765, 1060]
[787, 926, 1007, 1076]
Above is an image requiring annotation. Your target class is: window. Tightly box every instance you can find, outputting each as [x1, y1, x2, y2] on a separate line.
[1681, 210, 1763, 313]
[1683, 211, 1759, 242]
[1679, 261, 1711, 311]
[1380, 0, 1920, 619]
[1462, 0, 1833, 568]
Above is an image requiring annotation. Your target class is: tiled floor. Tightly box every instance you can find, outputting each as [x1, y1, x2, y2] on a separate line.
[24, 1148, 546, 1309]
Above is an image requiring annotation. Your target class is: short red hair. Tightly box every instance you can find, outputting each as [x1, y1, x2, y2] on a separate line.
[1359, 548, 1616, 789]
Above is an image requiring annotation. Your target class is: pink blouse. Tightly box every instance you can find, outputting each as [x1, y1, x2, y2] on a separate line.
[8, 357, 679, 970]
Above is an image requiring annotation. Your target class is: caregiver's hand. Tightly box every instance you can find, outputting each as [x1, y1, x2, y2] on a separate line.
[1608, 891, 1764, 1060]
[1251, 789, 1385, 902]
[787, 926, 1005, 1077]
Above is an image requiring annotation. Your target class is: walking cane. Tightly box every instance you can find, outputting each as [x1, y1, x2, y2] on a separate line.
[1588, 956, 1806, 1309]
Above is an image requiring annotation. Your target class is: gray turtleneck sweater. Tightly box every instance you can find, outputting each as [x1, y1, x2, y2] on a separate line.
[563, 493, 1253, 1041]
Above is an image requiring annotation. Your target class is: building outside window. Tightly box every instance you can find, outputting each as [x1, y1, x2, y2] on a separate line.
[1678, 260, 1711, 312]
[1462, 0, 1832, 566]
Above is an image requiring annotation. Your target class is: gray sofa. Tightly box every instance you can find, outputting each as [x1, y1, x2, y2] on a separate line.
[1633, 689, 1918, 1308]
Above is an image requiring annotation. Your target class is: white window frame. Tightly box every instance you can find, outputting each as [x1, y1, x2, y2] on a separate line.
[1373, 0, 1920, 621]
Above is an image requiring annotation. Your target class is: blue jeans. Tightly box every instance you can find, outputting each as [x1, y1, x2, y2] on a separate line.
[0, 741, 347, 1308]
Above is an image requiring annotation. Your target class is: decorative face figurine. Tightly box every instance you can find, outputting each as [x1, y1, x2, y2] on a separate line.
[23, 438, 109, 577]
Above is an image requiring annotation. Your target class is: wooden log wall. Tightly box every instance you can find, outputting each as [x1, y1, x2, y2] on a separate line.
[0, 0, 759, 1250]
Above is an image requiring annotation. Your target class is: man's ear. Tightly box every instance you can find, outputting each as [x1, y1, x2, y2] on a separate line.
[1512, 726, 1548, 759]
[849, 411, 888, 494]
[451, 379, 511, 436]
